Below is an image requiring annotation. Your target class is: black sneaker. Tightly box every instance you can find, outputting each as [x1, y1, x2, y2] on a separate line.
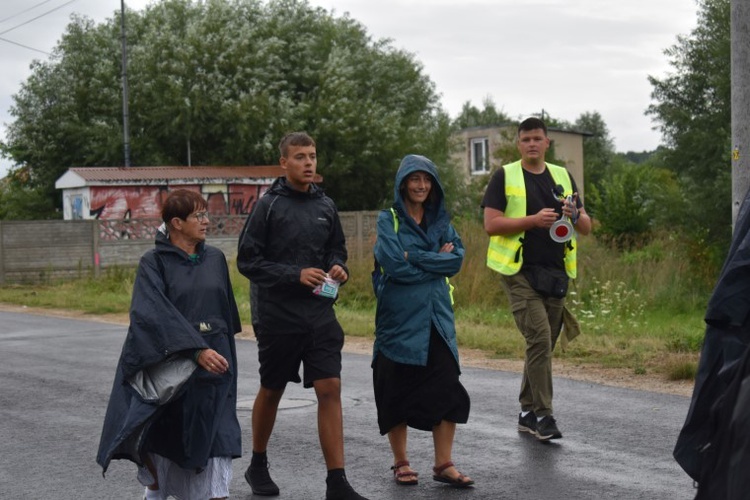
[518, 411, 537, 434]
[325, 475, 369, 500]
[245, 462, 280, 496]
[535, 415, 563, 441]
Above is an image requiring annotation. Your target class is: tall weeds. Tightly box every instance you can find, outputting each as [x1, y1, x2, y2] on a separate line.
[336, 218, 712, 375]
[0, 219, 713, 378]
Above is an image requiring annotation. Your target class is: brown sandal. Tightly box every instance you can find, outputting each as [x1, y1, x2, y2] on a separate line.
[391, 460, 419, 486]
[432, 461, 474, 488]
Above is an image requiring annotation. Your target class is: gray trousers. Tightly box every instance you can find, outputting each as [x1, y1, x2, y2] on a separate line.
[501, 272, 565, 417]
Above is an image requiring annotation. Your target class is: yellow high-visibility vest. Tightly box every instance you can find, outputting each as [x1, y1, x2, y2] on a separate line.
[486, 160, 577, 278]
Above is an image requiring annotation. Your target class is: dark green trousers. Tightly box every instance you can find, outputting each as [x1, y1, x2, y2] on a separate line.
[501, 272, 565, 417]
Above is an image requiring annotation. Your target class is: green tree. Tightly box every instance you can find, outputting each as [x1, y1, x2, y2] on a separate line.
[3, 0, 446, 215]
[452, 97, 511, 129]
[647, 0, 731, 256]
[3, 15, 123, 217]
[573, 111, 615, 218]
[620, 149, 659, 165]
[0, 169, 59, 220]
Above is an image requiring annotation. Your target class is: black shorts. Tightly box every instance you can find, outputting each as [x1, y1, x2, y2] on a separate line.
[256, 321, 344, 389]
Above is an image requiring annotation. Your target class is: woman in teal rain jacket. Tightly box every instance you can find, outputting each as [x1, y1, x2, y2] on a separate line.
[373, 154, 474, 488]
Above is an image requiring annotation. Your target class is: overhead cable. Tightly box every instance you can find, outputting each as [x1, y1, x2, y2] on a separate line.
[0, 0, 78, 36]
[0, 0, 57, 25]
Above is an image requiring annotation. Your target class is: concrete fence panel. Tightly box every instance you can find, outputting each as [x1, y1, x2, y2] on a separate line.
[0, 211, 380, 284]
[0, 220, 96, 283]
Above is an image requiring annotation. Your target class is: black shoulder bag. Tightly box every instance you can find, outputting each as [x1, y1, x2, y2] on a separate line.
[522, 265, 569, 299]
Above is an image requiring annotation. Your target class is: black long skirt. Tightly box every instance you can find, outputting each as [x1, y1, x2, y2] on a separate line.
[373, 327, 470, 435]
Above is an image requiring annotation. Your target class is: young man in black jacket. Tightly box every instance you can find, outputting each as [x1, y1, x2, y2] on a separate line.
[237, 132, 368, 500]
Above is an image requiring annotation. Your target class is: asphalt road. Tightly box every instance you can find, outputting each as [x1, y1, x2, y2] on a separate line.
[0, 310, 697, 499]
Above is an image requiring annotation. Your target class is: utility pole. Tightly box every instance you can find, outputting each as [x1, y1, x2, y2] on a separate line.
[731, 0, 750, 225]
[120, 0, 131, 167]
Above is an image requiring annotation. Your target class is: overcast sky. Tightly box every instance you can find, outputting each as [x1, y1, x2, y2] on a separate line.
[0, 0, 699, 177]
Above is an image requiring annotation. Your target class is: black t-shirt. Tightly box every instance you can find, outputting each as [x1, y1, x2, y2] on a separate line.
[481, 165, 582, 270]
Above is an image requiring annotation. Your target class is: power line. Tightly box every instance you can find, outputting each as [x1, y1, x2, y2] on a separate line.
[0, 35, 51, 56]
[0, 0, 79, 55]
[0, 0, 57, 25]
[0, 0, 78, 36]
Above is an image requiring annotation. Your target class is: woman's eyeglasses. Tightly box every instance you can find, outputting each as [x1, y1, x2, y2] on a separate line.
[190, 211, 210, 221]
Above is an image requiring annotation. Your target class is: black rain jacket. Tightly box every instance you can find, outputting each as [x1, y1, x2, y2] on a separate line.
[97, 229, 242, 473]
[237, 176, 348, 334]
[674, 187, 750, 499]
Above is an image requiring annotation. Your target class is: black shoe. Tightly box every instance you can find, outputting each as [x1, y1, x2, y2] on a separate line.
[535, 415, 563, 441]
[325, 475, 369, 500]
[518, 411, 537, 434]
[245, 462, 280, 496]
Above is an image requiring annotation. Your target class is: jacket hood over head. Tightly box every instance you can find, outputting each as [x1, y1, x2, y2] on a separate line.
[374, 153, 463, 367]
[393, 154, 447, 226]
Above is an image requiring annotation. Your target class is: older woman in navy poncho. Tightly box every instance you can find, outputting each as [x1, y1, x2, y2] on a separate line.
[373, 155, 474, 488]
[97, 189, 242, 500]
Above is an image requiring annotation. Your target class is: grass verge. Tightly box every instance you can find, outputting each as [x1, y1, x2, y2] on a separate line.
[0, 222, 710, 384]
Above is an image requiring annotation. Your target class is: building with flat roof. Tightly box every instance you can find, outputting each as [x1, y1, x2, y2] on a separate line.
[54, 165, 312, 221]
[452, 124, 590, 197]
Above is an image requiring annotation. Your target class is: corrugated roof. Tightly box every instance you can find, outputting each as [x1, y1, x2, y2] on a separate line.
[68, 165, 284, 181]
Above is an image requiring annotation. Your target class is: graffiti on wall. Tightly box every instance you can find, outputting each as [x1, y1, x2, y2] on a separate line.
[88, 184, 269, 220]
[90, 186, 172, 220]
[227, 185, 269, 215]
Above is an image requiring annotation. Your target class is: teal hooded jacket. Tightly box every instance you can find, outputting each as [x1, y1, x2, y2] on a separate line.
[373, 154, 464, 367]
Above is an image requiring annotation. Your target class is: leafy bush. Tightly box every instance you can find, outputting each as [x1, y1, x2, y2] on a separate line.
[595, 161, 683, 249]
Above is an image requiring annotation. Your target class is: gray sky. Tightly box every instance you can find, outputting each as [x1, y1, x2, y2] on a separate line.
[0, 0, 699, 177]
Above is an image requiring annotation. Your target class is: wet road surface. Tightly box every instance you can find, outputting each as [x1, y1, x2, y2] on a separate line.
[0, 310, 696, 499]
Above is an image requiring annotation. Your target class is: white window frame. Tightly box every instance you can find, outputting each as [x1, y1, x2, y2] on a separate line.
[470, 137, 490, 175]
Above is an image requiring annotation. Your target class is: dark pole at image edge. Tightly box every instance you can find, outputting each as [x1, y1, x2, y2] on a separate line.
[732, 0, 750, 226]
[120, 0, 131, 167]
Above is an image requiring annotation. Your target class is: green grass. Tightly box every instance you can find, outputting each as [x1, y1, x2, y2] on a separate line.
[666, 359, 699, 381]
[0, 220, 710, 381]
[0, 267, 135, 314]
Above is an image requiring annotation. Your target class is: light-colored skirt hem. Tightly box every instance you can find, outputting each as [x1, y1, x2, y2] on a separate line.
[137, 452, 232, 499]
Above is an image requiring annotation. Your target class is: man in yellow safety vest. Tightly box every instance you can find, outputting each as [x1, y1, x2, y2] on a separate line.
[482, 117, 592, 441]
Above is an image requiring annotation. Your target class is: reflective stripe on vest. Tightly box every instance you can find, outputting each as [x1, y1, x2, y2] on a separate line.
[486, 160, 577, 278]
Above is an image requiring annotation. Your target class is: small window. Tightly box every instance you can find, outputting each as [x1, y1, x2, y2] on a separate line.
[470, 138, 489, 174]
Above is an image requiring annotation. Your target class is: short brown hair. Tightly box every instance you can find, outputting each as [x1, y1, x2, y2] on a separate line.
[518, 117, 548, 136]
[279, 132, 315, 157]
[162, 189, 207, 224]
